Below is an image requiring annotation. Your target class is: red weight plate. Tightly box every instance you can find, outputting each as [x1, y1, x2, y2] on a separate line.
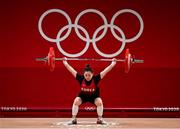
[125, 49, 132, 73]
[48, 47, 55, 71]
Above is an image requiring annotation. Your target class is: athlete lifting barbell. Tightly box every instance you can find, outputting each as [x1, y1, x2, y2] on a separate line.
[36, 8, 144, 125]
[36, 47, 144, 73]
[35, 47, 143, 125]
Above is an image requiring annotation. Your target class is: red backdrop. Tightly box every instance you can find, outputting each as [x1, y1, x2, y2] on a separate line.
[0, 0, 180, 117]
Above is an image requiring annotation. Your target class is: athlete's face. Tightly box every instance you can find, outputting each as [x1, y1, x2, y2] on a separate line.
[84, 71, 93, 81]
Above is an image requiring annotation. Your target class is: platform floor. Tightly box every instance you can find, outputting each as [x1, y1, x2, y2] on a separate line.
[0, 118, 180, 129]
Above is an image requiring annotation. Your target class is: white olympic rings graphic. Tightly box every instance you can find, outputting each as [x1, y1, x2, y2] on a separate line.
[38, 9, 144, 58]
[84, 106, 96, 111]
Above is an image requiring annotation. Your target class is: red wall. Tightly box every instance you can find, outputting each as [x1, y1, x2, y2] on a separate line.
[0, 0, 180, 117]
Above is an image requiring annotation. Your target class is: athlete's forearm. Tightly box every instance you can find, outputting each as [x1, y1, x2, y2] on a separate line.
[63, 61, 77, 78]
[100, 61, 116, 79]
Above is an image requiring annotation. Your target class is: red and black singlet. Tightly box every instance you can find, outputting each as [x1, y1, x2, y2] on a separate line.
[80, 79, 96, 94]
[76, 73, 101, 96]
[76, 73, 101, 103]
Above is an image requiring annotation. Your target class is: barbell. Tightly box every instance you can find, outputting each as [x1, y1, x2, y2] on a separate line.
[36, 47, 144, 73]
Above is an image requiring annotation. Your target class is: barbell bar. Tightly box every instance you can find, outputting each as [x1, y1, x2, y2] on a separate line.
[36, 57, 143, 63]
[36, 47, 144, 73]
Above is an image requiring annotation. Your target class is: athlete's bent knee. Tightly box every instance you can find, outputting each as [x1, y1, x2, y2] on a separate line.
[73, 97, 82, 106]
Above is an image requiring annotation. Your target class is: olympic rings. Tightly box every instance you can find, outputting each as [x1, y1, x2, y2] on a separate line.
[110, 9, 144, 43]
[38, 9, 72, 43]
[92, 24, 126, 58]
[56, 24, 90, 57]
[74, 9, 108, 43]
[84, 106, 96, 111]
[38, 9, 144, 58]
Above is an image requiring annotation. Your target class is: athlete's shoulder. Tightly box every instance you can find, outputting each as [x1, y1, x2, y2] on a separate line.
[76, 73, 84, 80]
[93, 74, 101, 80]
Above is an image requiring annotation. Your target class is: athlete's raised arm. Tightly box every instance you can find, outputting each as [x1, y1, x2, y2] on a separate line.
[63, 57, 77, 78]
[100, 58, 117, 79]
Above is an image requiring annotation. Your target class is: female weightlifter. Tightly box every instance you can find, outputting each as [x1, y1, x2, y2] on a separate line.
[63, 57, 116, 125]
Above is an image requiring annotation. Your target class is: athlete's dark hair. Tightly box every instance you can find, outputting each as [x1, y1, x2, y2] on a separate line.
[83, 64, 93, 73]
